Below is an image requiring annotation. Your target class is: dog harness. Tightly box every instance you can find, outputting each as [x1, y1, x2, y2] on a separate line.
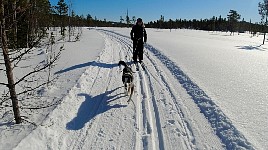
[122, 68, 133, 83]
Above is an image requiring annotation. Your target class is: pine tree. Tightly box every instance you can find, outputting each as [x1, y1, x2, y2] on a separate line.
[55, 0, 68, 36]
[132, 16, 136, 25]
[86, 14, 93, 26]
[126, 9, 130, 27]
[159, 15, 164, 29]
[227, 10, 241, 35]
[120, 16, 124, 27]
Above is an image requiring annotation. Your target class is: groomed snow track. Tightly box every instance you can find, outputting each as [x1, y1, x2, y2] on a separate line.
[96, 28, 254, 150]
[14, 28, 255, 150]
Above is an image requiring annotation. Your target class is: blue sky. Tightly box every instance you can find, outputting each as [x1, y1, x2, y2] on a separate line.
[49, 0, 261, 23]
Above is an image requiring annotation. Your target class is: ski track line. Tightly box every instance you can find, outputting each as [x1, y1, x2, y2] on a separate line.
[97, 28, 255, 150]
[143, 60, 193, 149]
[117, 40, 142, 150]
[98, 29, 151, 149]
[99, 29, 189, 149]
[139, 64, 157, 150]
[140, 44, 195, 149]
[99, 29, 188, 150]
[134, 71, 142, 150]
[98, 29, 162, 150]
[117, 36, 142, 149]
[100, 29, 220, 149]
[143, 47, 196, 149]
[121, 35, 157, 149]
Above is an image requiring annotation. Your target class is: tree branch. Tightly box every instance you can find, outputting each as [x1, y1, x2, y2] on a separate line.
[17, 76, 57, 96]
[0, 82, 8, 86]
[14, 49, 62, 85]
[3, 4, 32, 20]
[10, 35, 44, 64]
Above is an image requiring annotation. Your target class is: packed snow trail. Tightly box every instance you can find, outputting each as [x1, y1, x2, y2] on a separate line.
[98, 29, 254, 149]
[97, 29, 201, 149]
[14, 28, 254, 149]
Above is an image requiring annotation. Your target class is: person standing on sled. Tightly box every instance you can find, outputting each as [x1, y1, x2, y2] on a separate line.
[130, 18, 147, 63]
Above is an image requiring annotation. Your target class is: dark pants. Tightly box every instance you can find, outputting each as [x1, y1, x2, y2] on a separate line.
[133, 40, 144, 62]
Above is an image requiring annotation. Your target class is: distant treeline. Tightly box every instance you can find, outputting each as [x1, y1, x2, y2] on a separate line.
[146, 17, 262, 34]
[61, 15, 264, 34]
[1, 0, 266, 49]
[81, 14, 264, 35]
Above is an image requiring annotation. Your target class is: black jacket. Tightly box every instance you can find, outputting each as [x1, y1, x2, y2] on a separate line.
[130, 24, 147, 42]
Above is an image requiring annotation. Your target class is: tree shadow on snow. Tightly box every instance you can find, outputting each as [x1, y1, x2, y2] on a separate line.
[55, 61, 118, 74]
[0, 111, 16, 127]
[66, 87, 127, 130]
[236, 45, 266, 51]
[0, 122, 15, 127]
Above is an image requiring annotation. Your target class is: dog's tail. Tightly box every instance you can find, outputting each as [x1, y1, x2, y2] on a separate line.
[118, 60, 128, 68]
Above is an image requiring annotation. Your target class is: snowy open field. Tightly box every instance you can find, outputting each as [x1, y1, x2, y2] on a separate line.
[1, 27, 267, 150]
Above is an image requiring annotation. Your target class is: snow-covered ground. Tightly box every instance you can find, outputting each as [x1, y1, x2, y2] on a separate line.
[1, 27, 267, 149]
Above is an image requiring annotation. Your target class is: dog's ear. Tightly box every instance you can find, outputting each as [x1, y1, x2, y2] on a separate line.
[118, 60, 124, 66]
[118, 61, 127, 67]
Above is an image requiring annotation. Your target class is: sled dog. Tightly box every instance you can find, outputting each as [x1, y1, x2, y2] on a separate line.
[118, 60, 134, 102]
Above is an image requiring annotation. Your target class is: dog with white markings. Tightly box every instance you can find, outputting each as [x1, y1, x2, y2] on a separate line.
[118, 60, 134, 102]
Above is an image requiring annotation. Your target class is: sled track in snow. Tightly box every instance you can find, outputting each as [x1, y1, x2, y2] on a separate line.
[97, 28, 254, 150]
[98, 29, 196, 149]
[98, 29, 167, 149]
[100, 30, 161, 149]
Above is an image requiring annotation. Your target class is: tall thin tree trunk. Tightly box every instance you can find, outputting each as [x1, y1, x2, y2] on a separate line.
[263, 33, 266, 45]
[1, 0, 21, 124]
[12, 0, 17, 48]
[263, 16, 267, 45]
[68, 16, 71, 41]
